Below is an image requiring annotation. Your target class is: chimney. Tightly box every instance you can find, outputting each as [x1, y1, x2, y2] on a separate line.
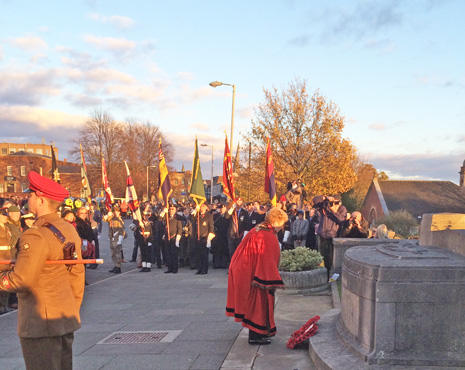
[460, 160, 465, 187]
[63, 158, 67, 164]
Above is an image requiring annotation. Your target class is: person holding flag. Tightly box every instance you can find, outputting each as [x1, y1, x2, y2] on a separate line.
[124, 161, 152, 272]
[158, 140, 182, 274]
[264, 137, 277, 207]
[189, 138, 215, 275]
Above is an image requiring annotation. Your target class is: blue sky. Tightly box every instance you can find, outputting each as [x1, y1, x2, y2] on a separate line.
[1, 0, 464, 183]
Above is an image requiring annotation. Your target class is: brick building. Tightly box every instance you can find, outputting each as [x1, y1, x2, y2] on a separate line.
[0, 141, 58, 158]
[0, 151, 82, 198]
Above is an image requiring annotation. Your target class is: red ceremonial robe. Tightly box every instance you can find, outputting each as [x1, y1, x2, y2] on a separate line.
[226, 223, 284, 336]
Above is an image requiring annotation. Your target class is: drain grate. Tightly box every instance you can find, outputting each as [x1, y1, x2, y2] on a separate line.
[98, 330, 182, 344]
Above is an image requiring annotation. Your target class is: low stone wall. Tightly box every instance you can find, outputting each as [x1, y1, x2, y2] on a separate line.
[279, 268, 328, 294]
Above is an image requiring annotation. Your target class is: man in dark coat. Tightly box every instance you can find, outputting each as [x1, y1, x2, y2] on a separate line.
[212, 204, 230, 269]
[160, 205, 182, 274]
[191, 203, 215, 275]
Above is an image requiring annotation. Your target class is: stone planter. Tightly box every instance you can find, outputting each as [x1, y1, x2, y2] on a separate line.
[279, 268, 328, 294]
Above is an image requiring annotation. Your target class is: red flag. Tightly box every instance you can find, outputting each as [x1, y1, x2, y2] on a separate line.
[264, 137, 277, 207]
[222, 135, 235, 201]
[125, 161, 144, 236]
[102, 157, 114, 211]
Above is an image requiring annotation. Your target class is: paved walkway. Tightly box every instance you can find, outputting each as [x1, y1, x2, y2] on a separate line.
[0, 221, 333, 370]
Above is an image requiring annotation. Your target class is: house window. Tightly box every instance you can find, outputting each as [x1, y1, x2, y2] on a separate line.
[21, 183, 28, 192]
[0, 184, 3, 193]
[9, 149, 16, 154]
[7, 166, 12, 176]
[27, 148, 34, 153]
[182, 179, 185, 185]
[36, 149, 43, 155]
[21, 166, 26, 176]
[1, 148, 7, 155]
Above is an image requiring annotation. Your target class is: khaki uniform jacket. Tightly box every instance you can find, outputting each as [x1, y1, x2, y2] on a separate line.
[0, 213, 85, 338]
[0, 224, 13, 272]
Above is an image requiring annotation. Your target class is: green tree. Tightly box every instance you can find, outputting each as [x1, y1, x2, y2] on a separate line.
[239, 78, 357, 201]
[379, 210, 418, 238]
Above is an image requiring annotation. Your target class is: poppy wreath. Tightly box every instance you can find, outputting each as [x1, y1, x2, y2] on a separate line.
[286, 315, 320, 349]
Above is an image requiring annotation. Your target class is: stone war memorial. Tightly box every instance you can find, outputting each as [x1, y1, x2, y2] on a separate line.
[310, 213, 465, 369]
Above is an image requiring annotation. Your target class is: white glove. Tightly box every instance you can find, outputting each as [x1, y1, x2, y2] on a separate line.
[162, 234, 165, 240]
[206, 241, 211, 248]
[283, 230, 290, 243]
[227, 207, 234, 215]
[191, 208, 197, 216]
[175, 234, 181, 247]
[148, 242, 152, 247]
[160, 208, 168, 217]
[175, 241, 180, 248]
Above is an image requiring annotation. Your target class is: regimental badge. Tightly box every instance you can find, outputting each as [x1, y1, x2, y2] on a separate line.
[202, 221, 207, 226]
[23, 244, 30, 250]
[2, 276, 10, 289]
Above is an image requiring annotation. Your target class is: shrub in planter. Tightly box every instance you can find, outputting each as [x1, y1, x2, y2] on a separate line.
[279, 247, 324, 272]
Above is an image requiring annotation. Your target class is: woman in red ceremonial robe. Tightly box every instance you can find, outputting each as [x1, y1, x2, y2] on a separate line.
[226, 207, 288, 345]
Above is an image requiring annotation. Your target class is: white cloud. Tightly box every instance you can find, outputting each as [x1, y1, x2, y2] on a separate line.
[0, 105, 85, 129]
[0, 45, 3, 61]
[11, 35, 47, 52]
[369, 123, 386, 131]
[189, 122, 210, 131]
[83, 34, 136, 53]
[88, 13, 135, 30]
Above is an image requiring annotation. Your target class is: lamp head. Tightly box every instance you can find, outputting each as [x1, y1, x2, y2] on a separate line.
[209, 81, 223, 88]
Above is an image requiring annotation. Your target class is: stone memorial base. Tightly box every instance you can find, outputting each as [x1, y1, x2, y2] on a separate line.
[338, 243, 465, 367]
[420, 213, 465, 257]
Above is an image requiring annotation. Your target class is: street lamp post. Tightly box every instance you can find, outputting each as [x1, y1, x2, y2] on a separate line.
[200, 144, 214, 204]
[146, 165, 157, 201]
[209, 81, 235, 151]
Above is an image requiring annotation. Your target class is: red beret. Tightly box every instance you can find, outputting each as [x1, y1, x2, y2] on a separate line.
[24, 171, 69, 202]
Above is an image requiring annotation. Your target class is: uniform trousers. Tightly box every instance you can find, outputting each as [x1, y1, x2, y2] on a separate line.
[110, 238, 122, 268]
[165, 239, 180, 272]
[317, 236, 333, 278]
[151, 241, 162, 268]
[20, 332, 74, 370]
[195, 237, 209, 273]
[139, 239, 151, 264]
[228, 237, 241, 260]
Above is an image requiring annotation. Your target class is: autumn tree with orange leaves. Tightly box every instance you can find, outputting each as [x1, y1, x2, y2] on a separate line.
[237, 78, 358, 203]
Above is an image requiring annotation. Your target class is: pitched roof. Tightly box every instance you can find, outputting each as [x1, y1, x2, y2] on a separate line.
[378, 180, 465, 218]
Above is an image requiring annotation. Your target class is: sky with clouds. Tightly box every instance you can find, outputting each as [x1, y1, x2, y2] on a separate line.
[0, 0, 464, 183]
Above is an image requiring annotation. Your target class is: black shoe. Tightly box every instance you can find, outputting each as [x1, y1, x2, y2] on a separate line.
[195, 271, 202, 275]
[108, 267, 116, 273]
[201, 271, 207, 275]
[90, 265, 98, 269]
[85, 281, 89, 286]
[248, 339, 271, 345]
[143, 268, 151, 272]
[172, 271, 177, 274]
[113, 267, 121, 274]
[164, 270, 173, 274]
[139, 267, 147, 272]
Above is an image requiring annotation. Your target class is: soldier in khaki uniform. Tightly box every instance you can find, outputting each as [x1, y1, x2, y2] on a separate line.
[0, 171, 85, 370]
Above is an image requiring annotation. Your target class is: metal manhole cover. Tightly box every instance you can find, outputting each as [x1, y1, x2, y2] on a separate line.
[98, 330, 182, 344]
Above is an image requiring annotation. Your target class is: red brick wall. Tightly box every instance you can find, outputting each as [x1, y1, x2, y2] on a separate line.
[360, 182, 386, 226]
